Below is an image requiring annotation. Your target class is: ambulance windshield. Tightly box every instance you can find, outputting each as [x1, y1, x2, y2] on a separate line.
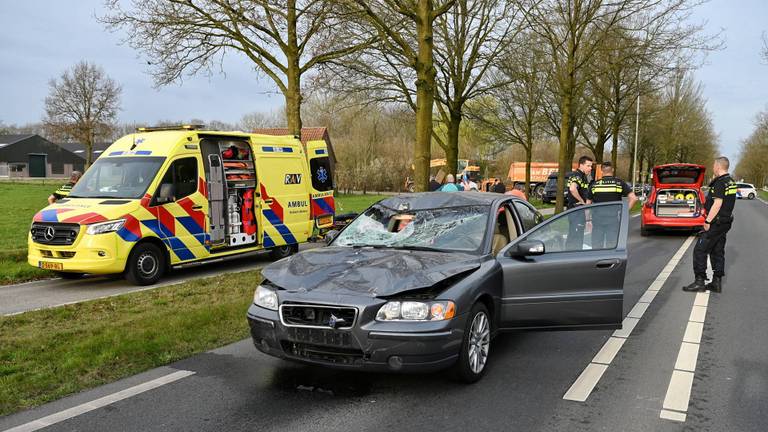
[68, 157, 166, 199]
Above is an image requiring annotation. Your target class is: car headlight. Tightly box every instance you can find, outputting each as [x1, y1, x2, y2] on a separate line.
[375, 300, 456, 321]
[86, 219, 126, 235]
[254, 284, 278, 311]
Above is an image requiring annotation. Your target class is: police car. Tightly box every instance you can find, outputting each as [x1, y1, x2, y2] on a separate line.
[735, 183, 757, 200]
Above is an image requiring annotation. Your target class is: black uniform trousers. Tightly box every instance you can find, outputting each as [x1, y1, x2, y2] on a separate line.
[693, 220, 732, 279]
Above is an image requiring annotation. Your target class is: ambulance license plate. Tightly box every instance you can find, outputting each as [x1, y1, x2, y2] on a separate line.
[39, 261, 63, 271]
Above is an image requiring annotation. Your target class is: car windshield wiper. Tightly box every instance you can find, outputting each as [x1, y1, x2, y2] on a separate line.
[389, 245, 446, 252]
[348, 243, 389, 248]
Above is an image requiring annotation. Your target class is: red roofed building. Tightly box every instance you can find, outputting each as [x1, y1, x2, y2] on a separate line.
[252, 127, 337, 165]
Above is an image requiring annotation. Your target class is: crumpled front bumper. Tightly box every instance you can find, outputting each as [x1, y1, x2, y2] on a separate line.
[246, 297, 466, 373]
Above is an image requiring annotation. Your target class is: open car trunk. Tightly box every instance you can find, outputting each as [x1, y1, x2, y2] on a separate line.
[655, 189, 701, 217]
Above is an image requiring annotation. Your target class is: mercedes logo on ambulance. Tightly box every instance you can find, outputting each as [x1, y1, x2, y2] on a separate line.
[43, 226, 56, 241]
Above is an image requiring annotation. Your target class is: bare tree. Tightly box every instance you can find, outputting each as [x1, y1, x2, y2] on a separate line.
[102, 0, 373, 136]
[239, 110, 286, 130]
[468, 33, 548, 192]
[326, 0, 457, 192]
[44, 61, 122, 167]
[431, 0, 519, 175]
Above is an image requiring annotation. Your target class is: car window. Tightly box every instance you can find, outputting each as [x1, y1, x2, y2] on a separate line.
[513, 201, 543, 232]
[310, 157, 333, 191]
[157, 157, 198, 201]
[521, 203, 622, 253]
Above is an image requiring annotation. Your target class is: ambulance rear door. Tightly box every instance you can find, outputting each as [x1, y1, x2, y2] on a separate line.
[305, 140, 335, 229]
[253, 141, 311, 248]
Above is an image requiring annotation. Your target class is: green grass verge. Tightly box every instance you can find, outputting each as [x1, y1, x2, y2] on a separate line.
[0, 269, 260, 416]
[758, 189, 768, 201]
[334, 194, 387, 214]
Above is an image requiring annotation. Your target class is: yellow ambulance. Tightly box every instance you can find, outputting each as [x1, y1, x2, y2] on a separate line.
[28, 125, 336, 285]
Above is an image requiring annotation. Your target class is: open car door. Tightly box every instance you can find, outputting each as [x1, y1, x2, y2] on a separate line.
[497, 202, 628, 330]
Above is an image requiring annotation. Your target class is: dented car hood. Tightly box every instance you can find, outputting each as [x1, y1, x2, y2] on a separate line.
[262, 246, 481, 297]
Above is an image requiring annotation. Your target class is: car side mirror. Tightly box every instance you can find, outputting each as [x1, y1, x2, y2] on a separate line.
[324, 230, 340, 245]
[508, 240, 545, 257]
[156, 183, 175, 204]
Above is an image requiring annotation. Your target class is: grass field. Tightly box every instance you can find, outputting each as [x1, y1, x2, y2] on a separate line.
[759, 189, 768, 201]
[0, 269, 259, 416]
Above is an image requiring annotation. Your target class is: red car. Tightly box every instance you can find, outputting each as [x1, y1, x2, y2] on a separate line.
[641, 163, 707, 236]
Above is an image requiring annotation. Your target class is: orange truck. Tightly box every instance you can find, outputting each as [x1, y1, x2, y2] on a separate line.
[507, 162, 602, 199]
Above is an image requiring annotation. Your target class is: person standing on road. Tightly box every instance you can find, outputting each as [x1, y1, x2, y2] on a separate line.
[565, 156, 593, 250]
[48, 171, 82, 204]
[589, 162, 638, 249]
[683, 156, 737, 293]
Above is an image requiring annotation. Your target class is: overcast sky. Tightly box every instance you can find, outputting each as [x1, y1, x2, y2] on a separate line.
[2, 0, 767, 164]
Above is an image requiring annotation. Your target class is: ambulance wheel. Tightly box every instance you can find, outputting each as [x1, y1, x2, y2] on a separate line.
[269, 244, 298, 260]
[125, 243, 165, 286]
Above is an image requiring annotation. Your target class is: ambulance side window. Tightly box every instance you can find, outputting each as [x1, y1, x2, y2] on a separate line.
[309, 157, 333, 191]
[158, 157, 198, 202]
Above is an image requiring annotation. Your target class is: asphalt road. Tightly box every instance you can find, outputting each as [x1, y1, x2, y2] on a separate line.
[1, 200, 766, 432]
[0, 243, 321, 316]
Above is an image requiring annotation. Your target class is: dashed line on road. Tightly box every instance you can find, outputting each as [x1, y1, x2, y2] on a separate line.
[660, 290, 711, 422]
[563, 235, 696, 402]
[2, 370, 195, 432]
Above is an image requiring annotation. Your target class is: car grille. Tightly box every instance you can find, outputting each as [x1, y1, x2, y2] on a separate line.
[280, 303, 357, 329]
[30, 223, 80, 245]
[281, 341, 364, 365]
[285, 327, 354, 347]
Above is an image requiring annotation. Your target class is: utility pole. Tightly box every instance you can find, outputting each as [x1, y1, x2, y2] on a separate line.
[632, 68, 641, 196]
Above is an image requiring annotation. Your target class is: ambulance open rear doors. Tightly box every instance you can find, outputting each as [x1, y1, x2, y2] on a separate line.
[305, 140, 335, 230]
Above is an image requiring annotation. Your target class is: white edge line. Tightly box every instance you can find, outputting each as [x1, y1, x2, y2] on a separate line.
[3, 370, 195, 432]
[563, 235, 696, 403]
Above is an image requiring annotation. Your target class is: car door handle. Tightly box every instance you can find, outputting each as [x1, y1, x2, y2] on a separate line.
[264, 199, 273, 205]
[595, 259, 620, 269]
[191, 205, 203, 210]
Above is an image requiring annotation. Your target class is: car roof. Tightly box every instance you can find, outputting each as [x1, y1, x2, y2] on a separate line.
[378, 192, 515, 211]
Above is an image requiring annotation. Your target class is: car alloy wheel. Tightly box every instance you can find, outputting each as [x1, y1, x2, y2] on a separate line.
[468, 311, 490, 374]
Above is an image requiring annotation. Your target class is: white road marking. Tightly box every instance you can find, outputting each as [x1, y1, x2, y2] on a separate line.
[660, 287, 711, 422]
[2, 370, 195, 432]
[563, 236, 696, 402]
[563, 364, 609, 402]
[663, 370, 695, 411]
[674, 342, 700, 372]
[660, 409, 687, 422]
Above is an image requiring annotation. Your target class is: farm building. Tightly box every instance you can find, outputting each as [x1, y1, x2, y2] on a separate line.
[0, 134, 85, 178]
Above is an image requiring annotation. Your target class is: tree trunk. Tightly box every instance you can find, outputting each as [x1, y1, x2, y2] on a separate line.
[413, 0, 436, 192]
[524, 145, 532, 195]
[610, 122, 619, 167]
[555, 93, 572, 214]
[85, 136, 94, 168]
[285, 0, 302, 137]
[445, 110, 461, 178]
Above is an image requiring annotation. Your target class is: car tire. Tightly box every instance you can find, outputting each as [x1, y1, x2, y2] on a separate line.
[641, 226, 650, 237]
[452, 302, 491, 384]
[125, 242, 165, 286]
[269, 244, 298, 260]
[55, 271, 84, 279]
[748, 193, 755, 200]
[533, 184, 545, 199]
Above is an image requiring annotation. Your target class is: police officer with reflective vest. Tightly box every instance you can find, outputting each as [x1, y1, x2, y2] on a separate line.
[565, 156, 593, 250]
[683, 156, 737, 293]
[589, 162, 638, 249]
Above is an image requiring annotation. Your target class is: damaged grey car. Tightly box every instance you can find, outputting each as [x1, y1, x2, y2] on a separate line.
[247, 192, 629, 383]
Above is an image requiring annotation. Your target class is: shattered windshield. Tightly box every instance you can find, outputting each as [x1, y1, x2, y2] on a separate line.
[333, 204, 489, 253]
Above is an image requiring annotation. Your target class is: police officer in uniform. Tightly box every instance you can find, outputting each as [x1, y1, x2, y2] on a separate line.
[565, 156, 593, 250]
[683, 156, 737, 293]
[589, 162, 638, 249]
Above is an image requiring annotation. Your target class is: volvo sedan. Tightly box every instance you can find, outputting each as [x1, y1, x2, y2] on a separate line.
[247, 192, 629, 382]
